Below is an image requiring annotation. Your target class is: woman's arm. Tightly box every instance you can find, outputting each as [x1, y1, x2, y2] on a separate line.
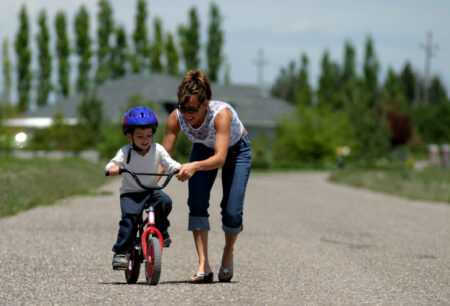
[158, 110, 181, 177]
[162, 110, 181, 156]
[176, 108, 232, 182]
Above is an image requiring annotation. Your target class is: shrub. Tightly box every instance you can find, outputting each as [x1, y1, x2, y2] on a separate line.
[274, 104, 355, 166]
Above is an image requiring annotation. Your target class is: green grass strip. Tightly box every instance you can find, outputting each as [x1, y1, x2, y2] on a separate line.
[329, 166, 450, 203]
[0, 156, 108, 217]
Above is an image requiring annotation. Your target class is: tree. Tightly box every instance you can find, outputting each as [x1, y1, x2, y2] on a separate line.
[111, 25, 128, 79]
[165, 33, 179, 76]
[427, 76, 447, 104]
[341, 41, 356, 84]
[14, 5, 32, 112]
[36, 10, 52, 107]
[2, 38, 12, 104]
[317, 50, 341, 108]
[296, 54, 313, 106]
[224, 62, 231, 85]
[132, 0, 148, 73]
[206, 2, 223, 82]
[150, 17, 163, 73]
[178, 7, 201, 71]
[78, 90, 103, 134]
[55, 11, 71, 98]
[96, 0, 114, 84]
[271, 60, 298, 104]
[74, 5, 92, 92]
[362, 36, 380, 107]
[399, 61, 416, 106]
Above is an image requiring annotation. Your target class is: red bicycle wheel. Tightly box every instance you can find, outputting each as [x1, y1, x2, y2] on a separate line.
[145, 237, 162, 285]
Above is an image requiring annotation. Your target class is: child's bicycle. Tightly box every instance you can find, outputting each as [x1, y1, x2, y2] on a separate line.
[106, 168, 179, 285]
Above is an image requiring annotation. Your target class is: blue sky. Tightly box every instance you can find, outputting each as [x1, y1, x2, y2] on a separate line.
[0, 0, 449, 94]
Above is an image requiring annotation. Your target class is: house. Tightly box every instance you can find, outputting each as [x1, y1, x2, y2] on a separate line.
[7, 74, 294, 139]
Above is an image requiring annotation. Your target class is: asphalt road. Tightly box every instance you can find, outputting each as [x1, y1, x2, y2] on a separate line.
[0, 172, 449, 305]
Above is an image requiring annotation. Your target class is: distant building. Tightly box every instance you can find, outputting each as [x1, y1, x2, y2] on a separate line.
[6, 74, 294, 139]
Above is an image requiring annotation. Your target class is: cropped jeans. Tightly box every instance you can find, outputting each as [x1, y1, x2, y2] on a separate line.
[187, 134, 251, 235]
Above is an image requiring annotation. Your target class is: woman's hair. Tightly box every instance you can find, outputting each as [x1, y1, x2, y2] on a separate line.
[177, 69, 212, 105]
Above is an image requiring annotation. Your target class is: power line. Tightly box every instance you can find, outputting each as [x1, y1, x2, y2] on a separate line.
[419, 31, 438, 104]
[253, 48, 269, 89]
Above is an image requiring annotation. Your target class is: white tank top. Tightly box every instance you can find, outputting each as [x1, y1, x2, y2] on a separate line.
[177, 101, 244, 149]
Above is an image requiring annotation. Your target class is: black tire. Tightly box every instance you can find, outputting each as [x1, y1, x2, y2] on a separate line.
[145, 237, 162, 285]
[125, 248, 141, 284]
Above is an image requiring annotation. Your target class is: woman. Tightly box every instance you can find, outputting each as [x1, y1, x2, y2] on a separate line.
[163, 70, 251, 283]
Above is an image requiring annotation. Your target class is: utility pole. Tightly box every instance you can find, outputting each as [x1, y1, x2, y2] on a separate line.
[253, 48, 269, 89]
[419, 31, 438, 104]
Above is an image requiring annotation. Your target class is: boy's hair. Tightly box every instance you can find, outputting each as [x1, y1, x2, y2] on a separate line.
[177, 70, 212, 106]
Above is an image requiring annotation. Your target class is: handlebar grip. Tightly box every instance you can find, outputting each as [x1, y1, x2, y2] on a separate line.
[105, 168, 125, 176]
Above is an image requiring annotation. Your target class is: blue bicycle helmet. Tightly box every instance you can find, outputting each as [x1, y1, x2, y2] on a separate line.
[122, 106, 158, 135]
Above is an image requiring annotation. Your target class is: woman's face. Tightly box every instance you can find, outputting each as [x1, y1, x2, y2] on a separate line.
[178, 96, 208, 127]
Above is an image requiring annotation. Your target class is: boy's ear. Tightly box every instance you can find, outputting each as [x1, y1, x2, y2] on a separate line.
[126, 133, 133, 141]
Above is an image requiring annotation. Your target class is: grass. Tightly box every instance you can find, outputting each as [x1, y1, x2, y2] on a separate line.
[329, 164, 450, 203]
[0, 156, 108, 217]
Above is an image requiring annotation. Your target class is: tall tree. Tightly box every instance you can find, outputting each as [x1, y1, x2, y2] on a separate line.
[296, 53, 312, 106]
[381, 67, 409, 111]
[206, 2, 223, 82]
[150, 17, 163, 73]
[132, 0, 148, 73]
[14, 5, 32, 112]
[74, 5, 92, 92]
[36, 10, 52, 107]
[111, 25, 128, 79]
[362, 36, 380, 107]
[55, 11, 70, 98]
[271, 60, 298, 104]
[317, 50, 341, 108]
[428, 76, 447, 104]
[96, 0, 114, 84]
[165, 32, 179, 76]
[2, 38, 12, 104]
[341, 41, 356, 84]
[400, 61, 417, 106]
[224, 61, 231, 85]
[178, 7, 201, 71]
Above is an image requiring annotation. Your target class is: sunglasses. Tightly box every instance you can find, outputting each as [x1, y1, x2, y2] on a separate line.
[177, 104, 202, 114]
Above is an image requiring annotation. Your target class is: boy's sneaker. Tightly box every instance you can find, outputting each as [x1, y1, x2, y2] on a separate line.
[112, 253, 129, 270]
[161, 231, 171, 248]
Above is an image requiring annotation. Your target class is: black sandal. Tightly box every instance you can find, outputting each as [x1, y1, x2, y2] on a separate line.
[218, 264, 233, 282]
[189, 272, 213, 284]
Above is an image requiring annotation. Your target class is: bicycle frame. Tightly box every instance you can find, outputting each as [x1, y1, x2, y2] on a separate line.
[106, 170, 178, 256]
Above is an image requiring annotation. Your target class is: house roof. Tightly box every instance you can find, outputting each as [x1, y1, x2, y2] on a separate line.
[18, 74, 294, 128]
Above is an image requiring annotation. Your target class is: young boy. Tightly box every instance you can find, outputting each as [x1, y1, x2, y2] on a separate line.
[106, 106, 181, 270]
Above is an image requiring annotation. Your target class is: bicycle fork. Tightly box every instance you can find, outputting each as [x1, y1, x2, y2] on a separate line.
[142, 206, 164, 259]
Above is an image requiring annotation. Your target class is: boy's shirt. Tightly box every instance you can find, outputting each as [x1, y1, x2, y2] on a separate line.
[105, 143, 181, 194]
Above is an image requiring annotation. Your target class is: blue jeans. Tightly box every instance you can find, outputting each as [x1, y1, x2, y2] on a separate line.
[188, 134, 251, 235]
[112, 190, 172, 254]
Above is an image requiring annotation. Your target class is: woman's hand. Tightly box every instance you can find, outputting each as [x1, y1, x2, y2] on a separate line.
[176, 162, 199, 182]
[108, 165, 120, 176]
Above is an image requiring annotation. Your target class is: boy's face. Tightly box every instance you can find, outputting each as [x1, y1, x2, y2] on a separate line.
[127, 127, 153, 152]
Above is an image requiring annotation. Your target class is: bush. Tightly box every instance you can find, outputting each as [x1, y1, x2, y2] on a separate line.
[274, 104, 355, 166]
[412, 101, 450, 144]
[250, 134, 272, 169]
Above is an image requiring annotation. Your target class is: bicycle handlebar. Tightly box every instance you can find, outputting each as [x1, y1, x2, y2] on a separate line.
[105, 168, 179, 191]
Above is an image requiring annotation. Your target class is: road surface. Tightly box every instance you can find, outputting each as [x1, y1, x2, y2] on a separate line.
[0, 172, 448, 305]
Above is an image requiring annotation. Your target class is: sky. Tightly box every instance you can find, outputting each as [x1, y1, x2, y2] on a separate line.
[0, 0, 449, 97]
